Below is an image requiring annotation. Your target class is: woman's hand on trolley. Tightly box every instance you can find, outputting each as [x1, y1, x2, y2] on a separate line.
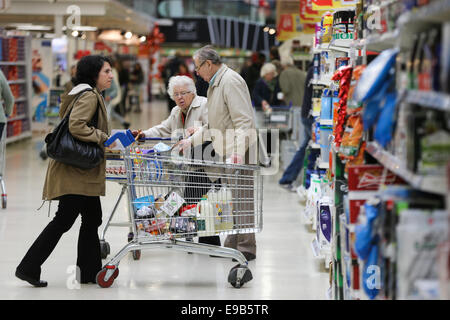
[131, 130, 145, 140]
[185, 126, 199, 137]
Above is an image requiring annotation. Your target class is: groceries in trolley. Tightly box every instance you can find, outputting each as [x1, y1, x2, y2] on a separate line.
[133, 187, 235, 239]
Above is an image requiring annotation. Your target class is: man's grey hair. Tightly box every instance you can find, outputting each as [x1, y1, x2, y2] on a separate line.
[193, 45, 222, 65]
[167, 75, 197, 101]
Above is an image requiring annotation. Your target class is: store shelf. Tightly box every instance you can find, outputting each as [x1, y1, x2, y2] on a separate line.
[365, 30, 399, 52]
[405, 90, 450, 112]
[5, 131, 32, 144]
[14, 96, 27, 102]
[7, 79, 26, 84]
[318, 161, 329, 169]
[320, 119, 333, 126]
[8, 114, 27, 121]
[0, 61, 26, 65]
[398, 0, 450, 25]
[366, 141, 447, 195]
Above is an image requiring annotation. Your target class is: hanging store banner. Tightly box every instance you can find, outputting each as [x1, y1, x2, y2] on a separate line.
[159, 17, 276, 52]
[277, 0, 314, 40]
[300, 0, 325, 23]
[312, 0, 355, 10]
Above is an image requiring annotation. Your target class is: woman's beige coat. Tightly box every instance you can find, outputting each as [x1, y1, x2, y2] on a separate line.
[42, 84, 110, 200]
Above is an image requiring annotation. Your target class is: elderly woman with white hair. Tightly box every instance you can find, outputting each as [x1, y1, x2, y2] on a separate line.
[131, 75, 221, 247]
[133, 75, 206, 144]
[252, 62, 282, 112]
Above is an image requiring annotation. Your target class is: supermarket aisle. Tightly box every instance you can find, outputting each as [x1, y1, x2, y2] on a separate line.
[0, 100, 329, 299]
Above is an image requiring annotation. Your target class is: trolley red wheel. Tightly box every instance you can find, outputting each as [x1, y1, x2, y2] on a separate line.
[96, 267, 119, 288]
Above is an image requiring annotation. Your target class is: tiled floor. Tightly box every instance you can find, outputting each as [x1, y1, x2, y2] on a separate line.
[0, 99, 329, 299]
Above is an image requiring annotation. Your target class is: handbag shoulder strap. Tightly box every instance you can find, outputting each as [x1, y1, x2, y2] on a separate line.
[65, 88, 100, 128]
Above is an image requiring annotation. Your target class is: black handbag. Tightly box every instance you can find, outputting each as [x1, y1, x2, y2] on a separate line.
[45, 90, 104, 169]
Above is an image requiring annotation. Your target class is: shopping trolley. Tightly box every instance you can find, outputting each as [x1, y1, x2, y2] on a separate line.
[101, 135, 175, 261]
[97, 130, 263, 288]
[0, 124, 6, 209]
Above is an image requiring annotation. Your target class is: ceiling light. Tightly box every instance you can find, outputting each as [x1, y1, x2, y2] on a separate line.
[72, 30, 79, 37]
[14, 24, 52, 31]
[263, 26, 269, 32]
[139, 36, 146, 42]
[269, 28, 276, 35]
[125, 31, 132, 39]
[71, 26, 98, 32]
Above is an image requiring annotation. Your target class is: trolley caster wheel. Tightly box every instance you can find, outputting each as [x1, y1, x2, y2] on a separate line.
[100, 240, 110, 259]
[228, 264, 253, 288]
[132, 250, 141, 260]
[96, 267, 119, 288]
[1, 195, 6, 209]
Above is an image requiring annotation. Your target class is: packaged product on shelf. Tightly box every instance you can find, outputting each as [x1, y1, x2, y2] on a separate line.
[331, 65, 353, 147]
[418, 28, 440, 91]
[332, 10, 355, 41]
[396, 209, 448, 299]
[318, 197, 333, 252]
[339, 113, 364, 158]
[313, 53, 321, 81]
[320, 89, 333, 120]
[441, 22, 450, 93]
[418, 123, 450, 176]
[321, 12, 334, 44]
[319, 125, 333, 163]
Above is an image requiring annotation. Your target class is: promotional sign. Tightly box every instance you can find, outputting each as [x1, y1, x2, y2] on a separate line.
[312, 0, 356, 10]
[277, 0, 315, 40]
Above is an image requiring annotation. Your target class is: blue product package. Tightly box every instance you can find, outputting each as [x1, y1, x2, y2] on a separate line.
[320, 204, 332, 242]
[354, 201, 380, 260]
[362, 76, 394, 130]
[321, 89, 333, 120]
[133, 195, 155, 210]
[353, 48, 399, 103]
[374, 92, 397, 147]
[362, 240, 380, 300]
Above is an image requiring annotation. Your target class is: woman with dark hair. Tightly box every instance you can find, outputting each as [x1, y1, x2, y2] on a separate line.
[15, 55, 113, 287]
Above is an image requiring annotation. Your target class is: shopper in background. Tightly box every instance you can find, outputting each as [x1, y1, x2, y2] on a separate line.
[177, 62, 193, 79]
[104, 57, 129, 129]
[194, 73, 209, 97]
[252, 62, 282, 112]
[129, 62, 144, 113]
[162, 51, 183, 112]
[279, 62, 314, 191]
[269, 46, 282, 75]
[0, 69, 14, 142]
[63, 64, 77, 94]
[117, 58, 130, 117]
[15, 55, 113, 287]
[193, 45, 257, 261]
[240, 52, 265, 98]
[279, 55, 306, 107]
[131, 75, 220, 247]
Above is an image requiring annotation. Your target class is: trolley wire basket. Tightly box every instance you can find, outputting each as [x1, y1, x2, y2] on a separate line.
[97, 130, 263, 288]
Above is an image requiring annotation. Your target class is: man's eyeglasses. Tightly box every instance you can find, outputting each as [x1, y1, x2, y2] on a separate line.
[194, 60, 206, 72]
[173, 91, 190, 98]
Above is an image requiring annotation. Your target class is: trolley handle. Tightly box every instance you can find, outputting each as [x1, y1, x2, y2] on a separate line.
[104, 130, 135, 147]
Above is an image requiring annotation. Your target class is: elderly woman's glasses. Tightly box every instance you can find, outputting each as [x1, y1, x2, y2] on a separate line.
[173, 91, 190, 98]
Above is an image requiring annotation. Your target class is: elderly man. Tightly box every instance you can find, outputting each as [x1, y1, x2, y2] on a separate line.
[132, 75, 220, 247]
[279, 55, 306, 107]
[193, 45, 257, 261]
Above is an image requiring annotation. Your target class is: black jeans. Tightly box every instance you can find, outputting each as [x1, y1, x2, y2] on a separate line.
[0, 122, 5, 141]
[17, 194, 103, 282]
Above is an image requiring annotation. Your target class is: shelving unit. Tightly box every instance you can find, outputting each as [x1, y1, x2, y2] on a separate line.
[0, 35, 33, 144]
[366, 142, 447, 196]
[302, 0, 449, 301]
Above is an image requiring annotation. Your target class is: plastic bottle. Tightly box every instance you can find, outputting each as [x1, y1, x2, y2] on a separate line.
[219, 185, 234, 231]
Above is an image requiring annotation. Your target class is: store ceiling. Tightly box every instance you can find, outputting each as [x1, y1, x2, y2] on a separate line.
[0, 0, 154, 35]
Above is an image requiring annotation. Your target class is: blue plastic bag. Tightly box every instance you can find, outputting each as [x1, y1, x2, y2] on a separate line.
[353, 48, 399, 103]
[374, 92, 397, 147]
[362, 76, 394, 130]
[354, 201, 380, 260]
